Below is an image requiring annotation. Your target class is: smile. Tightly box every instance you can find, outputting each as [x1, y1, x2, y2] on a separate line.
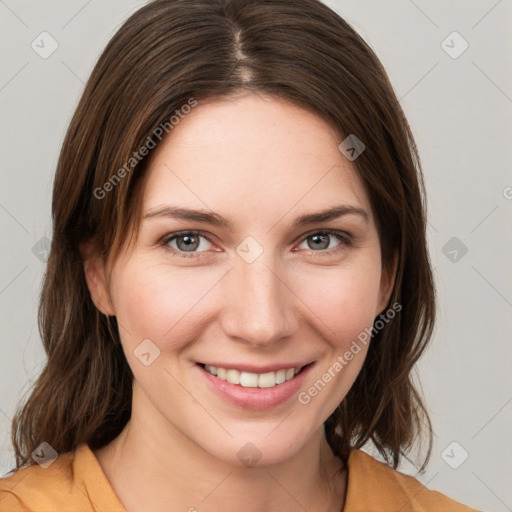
[196, 361, 315, 410]
[195, 361, 316, 410]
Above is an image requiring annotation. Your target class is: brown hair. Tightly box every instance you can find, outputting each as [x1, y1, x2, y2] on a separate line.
[10, 0, 435, 472]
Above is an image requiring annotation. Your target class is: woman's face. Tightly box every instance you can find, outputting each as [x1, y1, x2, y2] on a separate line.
[85, 92, 395, 466]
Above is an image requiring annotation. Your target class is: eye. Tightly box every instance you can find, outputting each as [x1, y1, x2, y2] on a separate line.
[160, 231, 213, 258]
[296, 230, 351, 255]
[159, 229, 352, 259]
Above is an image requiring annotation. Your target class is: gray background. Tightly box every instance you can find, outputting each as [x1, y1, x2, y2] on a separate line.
[1, 1, 511, 510]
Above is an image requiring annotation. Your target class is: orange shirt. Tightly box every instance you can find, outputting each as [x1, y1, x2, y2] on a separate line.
[0, 443, 479, 511]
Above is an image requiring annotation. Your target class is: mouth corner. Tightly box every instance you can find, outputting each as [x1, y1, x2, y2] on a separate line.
[300, 361, 315, 373]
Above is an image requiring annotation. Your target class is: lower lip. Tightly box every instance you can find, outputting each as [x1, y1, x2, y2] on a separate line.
[196, 363, 315, 410]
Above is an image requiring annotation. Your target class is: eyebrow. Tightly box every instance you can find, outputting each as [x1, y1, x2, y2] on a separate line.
[144, 205, 369, 230]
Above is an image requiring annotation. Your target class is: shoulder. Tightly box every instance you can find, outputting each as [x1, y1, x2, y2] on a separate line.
[345, 449, 481, 512]
[0, 444, 124, 512]
[0, 449, 82, 511]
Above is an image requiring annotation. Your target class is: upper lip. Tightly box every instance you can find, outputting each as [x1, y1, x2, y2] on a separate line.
[198, 361, 315, 374]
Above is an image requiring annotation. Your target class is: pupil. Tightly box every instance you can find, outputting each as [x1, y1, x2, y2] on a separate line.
[310, 234, 328, 250]
[180, 235, 198, 251]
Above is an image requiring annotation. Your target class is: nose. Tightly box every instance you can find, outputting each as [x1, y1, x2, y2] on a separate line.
[220, 249, 298, 348]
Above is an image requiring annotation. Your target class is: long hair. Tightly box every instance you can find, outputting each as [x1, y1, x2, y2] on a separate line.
[11, 0, 435, 472]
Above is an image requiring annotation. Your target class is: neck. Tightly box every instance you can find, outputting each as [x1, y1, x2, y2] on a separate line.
[94, 384, 347, 512]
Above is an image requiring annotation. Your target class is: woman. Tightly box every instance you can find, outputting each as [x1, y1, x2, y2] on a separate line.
[0, 0, 479, 510]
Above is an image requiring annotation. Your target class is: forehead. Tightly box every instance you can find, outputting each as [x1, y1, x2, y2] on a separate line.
[142, 93, 372, 226]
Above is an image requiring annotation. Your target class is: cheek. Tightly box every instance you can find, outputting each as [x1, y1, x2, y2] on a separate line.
[294, 265, 382, 413]
[294, 258, 382, 344]
[111, 260, 221, 347]
[112, 242, 383, 353]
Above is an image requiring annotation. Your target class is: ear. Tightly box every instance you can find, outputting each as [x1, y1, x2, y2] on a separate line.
[80, 241, 116, 316]
[376, 249, 398, 315]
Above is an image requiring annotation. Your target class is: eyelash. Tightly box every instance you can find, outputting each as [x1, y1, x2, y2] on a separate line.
[158, 230, 353, 259]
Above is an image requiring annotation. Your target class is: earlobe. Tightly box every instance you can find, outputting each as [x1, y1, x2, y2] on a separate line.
[80, 242, 116, 317]
[377, 250, 398, 314]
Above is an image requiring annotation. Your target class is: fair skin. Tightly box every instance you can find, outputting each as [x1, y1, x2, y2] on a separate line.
[83, 92, 396, 512]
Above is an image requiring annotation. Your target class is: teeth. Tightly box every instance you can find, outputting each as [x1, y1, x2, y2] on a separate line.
[240, 371, 258, 387]
[275, 369, 286, 384]
[203, 365, 302, 388]
[226, 368, 240, 385]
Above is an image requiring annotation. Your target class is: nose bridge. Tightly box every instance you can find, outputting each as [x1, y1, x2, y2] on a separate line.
[221, 245, 296, 346]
